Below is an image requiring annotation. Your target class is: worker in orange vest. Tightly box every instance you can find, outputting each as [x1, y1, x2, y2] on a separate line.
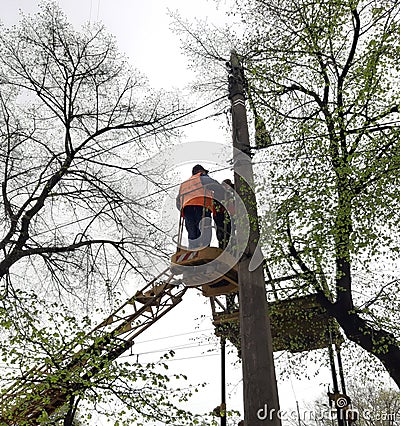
[176, 164, 225, 249]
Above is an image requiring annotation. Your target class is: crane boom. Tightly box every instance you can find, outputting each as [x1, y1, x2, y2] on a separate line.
[0, 268, 187, 424]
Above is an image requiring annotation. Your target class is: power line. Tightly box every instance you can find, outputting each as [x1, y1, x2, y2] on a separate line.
[7, 95, 228, 198]
[12, 88, 400, 243]
[123, 352, 220, 362]
[162, 353, 219, 362]
[134, 328, 214, 345]
[252, 120, 400, 151]
[122, 342, 217, 357]
[161, 109, 228, 132]
[82, 95, 228, 162]
[27, 163, 235, 240]
[133, 164, 234, 203]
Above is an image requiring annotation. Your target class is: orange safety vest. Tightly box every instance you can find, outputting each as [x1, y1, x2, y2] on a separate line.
[178, 173, 213, 213]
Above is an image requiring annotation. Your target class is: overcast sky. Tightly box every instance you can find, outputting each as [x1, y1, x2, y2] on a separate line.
[2, 0, 220, 88]
[1, 1, 336, 425]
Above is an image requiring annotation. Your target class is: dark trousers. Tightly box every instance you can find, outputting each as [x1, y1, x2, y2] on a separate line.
[214, 210, 232, 249]
[183, 205, 212, 249]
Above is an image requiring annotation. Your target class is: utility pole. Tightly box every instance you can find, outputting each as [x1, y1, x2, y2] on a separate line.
[228, 50, 281, 426]
[221, 337, 226, 426]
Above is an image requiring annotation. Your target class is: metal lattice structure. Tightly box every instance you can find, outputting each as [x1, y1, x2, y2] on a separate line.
[0, 268, 187, 424]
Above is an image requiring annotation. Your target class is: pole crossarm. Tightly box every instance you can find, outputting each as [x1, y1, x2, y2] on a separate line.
[0, 268, 187, 424]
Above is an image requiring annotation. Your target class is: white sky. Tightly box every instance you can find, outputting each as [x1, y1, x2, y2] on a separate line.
[1, 1, 338, 425]
[1, 0, 192, 85]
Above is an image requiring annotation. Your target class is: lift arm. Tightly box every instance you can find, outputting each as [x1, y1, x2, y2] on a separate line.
[0, 268, 187, 424]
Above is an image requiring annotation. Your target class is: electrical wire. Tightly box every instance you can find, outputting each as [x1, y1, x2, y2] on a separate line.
[162, 353, 219, 362]
[26, 162, 235, 240]
[251, 120, 400, 150]
[161, 109, 227, 131]
[6, 95, 228, 200]
[133, 163, 234, 203]
[82, 95, 228, 162]
[120, 342, 217, 357]
[122, 352, 219, 362]
[134, 328, 214, 345]
[14, 90, 400, 243]
[7, 97, 230, 245]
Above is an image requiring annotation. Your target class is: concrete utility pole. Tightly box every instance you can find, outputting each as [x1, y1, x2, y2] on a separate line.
[221, 338, 226, 426]
[228, 50, 281, 426]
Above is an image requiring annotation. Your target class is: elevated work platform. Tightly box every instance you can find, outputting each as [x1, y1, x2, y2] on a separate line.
[171, 247, 238, 297]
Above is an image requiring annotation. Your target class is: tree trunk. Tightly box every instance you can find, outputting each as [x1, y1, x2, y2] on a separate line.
[317, 293, 400, 389]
